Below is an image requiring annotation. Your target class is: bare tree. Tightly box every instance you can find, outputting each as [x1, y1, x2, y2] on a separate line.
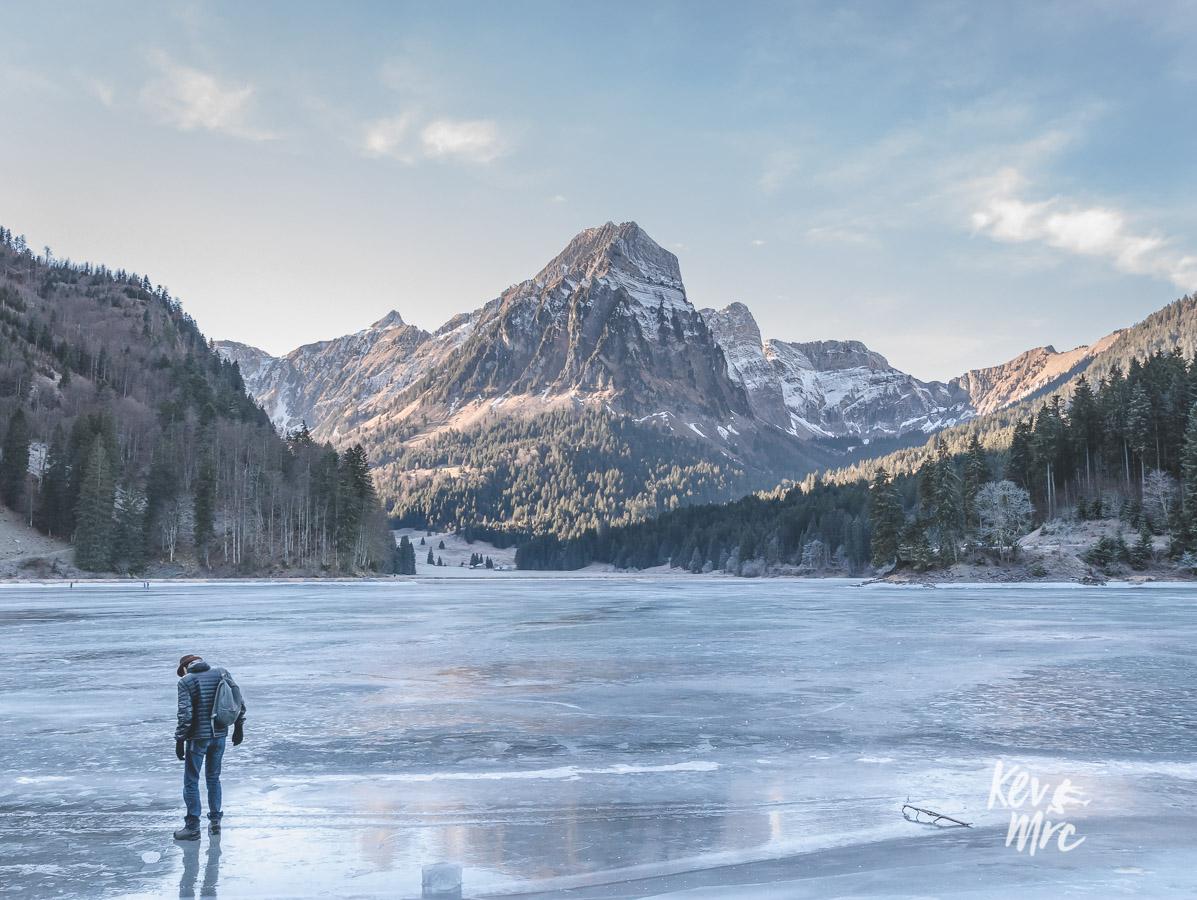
[976, 480, 1033, 562]
[1143, 469, 1177, 530]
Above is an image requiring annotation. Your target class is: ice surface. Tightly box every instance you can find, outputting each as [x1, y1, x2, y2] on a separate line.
[2, 579, 1197, 898]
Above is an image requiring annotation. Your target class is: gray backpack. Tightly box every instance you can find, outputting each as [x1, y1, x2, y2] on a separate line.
[211, 669, 243, 730]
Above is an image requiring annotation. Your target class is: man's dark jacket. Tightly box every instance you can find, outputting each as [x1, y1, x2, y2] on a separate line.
[175, 660, 246, 741]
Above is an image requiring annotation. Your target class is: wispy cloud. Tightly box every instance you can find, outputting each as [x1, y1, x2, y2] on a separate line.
[970, 168, 1197, 290]
[361, 50, 510, 167]
[420, 118, 504, 164]
[361, 114, 416, 161]
[360, 114, 506, 165]
[140, 50, 275, 141]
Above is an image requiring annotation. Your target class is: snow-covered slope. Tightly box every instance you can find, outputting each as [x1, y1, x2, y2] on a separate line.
[701, 302, 973, 438]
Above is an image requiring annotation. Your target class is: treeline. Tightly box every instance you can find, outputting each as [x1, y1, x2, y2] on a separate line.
[825, 293, 1197, 489]
[520, 347, 1197, 576]
[866, 436, 1028, 570]
[0, 226, 394, 574]
[867, 348, 1197, 570]
[1003, 353, 1195, 520]
[375, 407, 767, 540]
[516, 479, 872, 573]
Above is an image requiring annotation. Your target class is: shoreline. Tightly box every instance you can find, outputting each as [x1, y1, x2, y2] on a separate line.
[1, 570, 1195, 587]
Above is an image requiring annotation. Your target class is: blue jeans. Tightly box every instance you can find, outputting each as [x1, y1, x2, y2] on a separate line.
[183, 737, 226, 824]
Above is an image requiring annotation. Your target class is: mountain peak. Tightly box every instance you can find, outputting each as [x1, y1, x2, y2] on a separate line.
[534, 221, 682, 290]
[702, 302, 762, 344]
[371, 310, 406, 330]
[782, 339, 893, 372]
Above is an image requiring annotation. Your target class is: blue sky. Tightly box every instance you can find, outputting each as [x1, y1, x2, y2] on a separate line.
[2, 1, 1196, 379]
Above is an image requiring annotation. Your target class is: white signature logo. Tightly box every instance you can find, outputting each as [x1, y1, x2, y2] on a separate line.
[988, 760, 1089, 855]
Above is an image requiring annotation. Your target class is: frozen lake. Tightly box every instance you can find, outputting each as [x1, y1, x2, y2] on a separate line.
[2, 578, 1196, 898]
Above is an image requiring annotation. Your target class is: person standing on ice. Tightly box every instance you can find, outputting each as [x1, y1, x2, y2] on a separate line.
[173, 654, 246, 841]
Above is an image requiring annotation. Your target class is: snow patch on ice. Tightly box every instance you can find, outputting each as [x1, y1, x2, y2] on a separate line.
[275, 761, 719, 784]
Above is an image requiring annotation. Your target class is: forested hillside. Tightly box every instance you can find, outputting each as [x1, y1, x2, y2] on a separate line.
[376, 406, 820, 541]
[521, 343, 1197, 577]
[516, 479, 872, 572]
[0, 227, 393, 575]
[864, 346, 1197, 574]
[823, 293, 1197, 486]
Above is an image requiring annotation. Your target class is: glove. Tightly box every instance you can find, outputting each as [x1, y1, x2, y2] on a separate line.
[175, 739, 186, 761]
[232, 722, 244, 746]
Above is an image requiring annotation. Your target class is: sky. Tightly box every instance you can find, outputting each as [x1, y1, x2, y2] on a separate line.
[2, 1, 1197, 381]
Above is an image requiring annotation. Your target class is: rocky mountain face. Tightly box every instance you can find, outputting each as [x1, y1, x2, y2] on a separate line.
[417, 222, 750, 420]
[215, 311, 467, 437]
[217, 223, 800, 537]
[700, 302, 973, 439]
[216, 220, 1191, 536]
[949, 335, 1122, 416]
[220, 223, 765, 456]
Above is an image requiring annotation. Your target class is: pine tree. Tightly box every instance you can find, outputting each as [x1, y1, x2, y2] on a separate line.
[916, 456, 938, 521]
[0, 407, 30, 510]
[35, 427, 68, 536]
[962, 433, 989, 529]
[1180, 405, 1197, 543]
[111, 489, 147, 573]
[394, 535, 417, 575]
[1069, 375, 1100, 489]
[934, 441, 964, 563]
[427, 548, 435, 564]
[1031, 397, 1069, 517]
[1005, 419, 1034, 488]
[74, 442, 115, 571]
[1130, 525, 1153, 570]
[1127, 382, 1153, 485]
[899, 520, 934, 571]
[868, 469, 903, 567]
[335, 445, 375, 569]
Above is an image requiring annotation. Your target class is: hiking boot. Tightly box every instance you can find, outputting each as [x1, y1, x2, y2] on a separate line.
[173, 822, 201, 841]
[209, 820, 221, 835]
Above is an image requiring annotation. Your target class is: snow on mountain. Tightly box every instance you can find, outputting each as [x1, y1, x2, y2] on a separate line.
[217, 311, 436, 435]
[219, 221, 1146, 482]
[700, 303, 973, 438]
[405, 221, 752, 437]
[219, 223, 757, 459]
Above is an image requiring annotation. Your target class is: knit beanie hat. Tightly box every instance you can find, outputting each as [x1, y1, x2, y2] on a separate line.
[177, 654, 203, 677]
